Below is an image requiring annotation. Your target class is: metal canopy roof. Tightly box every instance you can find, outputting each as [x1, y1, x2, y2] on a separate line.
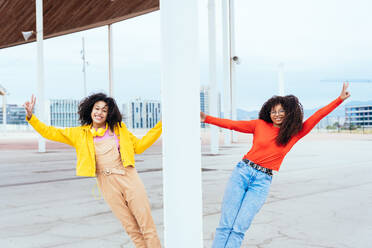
[0, 0, 159, 49]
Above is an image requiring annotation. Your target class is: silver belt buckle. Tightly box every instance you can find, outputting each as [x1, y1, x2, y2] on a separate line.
[104, 168, 112, 176]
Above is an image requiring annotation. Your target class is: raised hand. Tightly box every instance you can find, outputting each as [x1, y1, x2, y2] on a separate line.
[339, 82, 351, 101]
[200, 112, 206, 122]
[23, 94, 36, 120]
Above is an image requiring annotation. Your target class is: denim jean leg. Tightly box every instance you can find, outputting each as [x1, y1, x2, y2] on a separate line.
[225, 171, 272, 248]
[212, 162, 251, 248]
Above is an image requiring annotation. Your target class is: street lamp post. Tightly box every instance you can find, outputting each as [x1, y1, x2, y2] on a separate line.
[81, 37, 88, 97]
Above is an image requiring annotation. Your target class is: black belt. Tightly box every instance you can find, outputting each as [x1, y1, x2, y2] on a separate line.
[242, 159, 273, 176]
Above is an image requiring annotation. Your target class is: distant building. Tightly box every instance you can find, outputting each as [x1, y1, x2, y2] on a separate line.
[200, 87, 209, 128]
[0, 104, 28, 125]
[124, 98, 161, 129]
[50, 99, 80, 127]
[346, 105, 372, 127]
[200, 86, 222, 127]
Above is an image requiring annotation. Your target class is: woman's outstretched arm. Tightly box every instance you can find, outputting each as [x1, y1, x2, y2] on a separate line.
[201, 112, 257, 134]
[24, 95, 78, 147]
[297, 82, 350, 138]
[128, 121, 162, 154]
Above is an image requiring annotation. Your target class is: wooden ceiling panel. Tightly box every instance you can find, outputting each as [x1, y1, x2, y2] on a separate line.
[0, 0, 159, 49]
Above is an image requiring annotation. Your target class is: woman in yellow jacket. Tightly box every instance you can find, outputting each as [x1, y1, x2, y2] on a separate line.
[24, 93, 162, 248]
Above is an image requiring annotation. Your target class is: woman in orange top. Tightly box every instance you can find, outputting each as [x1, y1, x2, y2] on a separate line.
[201, 83, 350, 248]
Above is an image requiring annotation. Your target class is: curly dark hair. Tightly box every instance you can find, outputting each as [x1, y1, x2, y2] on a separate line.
[259, 95, 303, 146]
[78, 93, 122, 131]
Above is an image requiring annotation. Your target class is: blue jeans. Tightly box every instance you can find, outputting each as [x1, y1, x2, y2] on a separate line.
[212, 160, 272, 248]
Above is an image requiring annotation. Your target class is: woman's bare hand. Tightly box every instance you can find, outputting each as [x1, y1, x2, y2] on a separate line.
[339, 82, 351, 101]
[23, 94, 36, 120]
[200, 112, 207, 122]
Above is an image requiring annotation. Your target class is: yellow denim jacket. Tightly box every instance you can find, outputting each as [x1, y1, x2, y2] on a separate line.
[27, 115, 162, 177]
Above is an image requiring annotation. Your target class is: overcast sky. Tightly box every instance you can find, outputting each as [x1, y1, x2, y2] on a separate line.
[0, 0, 371, 111]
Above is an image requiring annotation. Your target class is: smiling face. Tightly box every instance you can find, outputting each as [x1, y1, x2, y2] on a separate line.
[91, 101, 108, 128]
[270, 104, 286, 127]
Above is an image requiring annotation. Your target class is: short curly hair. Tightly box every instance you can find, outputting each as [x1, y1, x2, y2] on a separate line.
[259, 95, 303, 146]
[78, 93, 122, 131]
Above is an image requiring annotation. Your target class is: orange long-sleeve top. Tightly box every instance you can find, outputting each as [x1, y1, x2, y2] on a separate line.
[204, 97, 343, 171]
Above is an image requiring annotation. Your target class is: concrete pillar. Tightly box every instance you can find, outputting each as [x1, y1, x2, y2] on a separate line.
[108, 24, 114, 97]
[208, 0, 219, 154]
[229, 0, 238, 143]
[222, 0, 232, 145]
[160, 0, 203, 247]
[36, 0, 46, 152]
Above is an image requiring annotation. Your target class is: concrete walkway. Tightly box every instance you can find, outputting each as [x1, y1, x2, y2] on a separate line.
[0, 131, 371, 248]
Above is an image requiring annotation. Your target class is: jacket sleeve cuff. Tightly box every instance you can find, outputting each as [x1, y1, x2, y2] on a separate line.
[336, 96, 344, 103]
[26, 114, 35, 122]
[204, 115, 212, 123]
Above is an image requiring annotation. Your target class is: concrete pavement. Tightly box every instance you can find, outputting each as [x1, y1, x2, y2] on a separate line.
[0, 131, 371, 248]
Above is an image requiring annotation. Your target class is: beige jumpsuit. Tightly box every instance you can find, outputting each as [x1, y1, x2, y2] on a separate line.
[94, 136, 161, 248]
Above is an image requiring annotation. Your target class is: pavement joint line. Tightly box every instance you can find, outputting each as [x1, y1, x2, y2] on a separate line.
[279, 160, 372, 174]
[202, 181, 372, 217]
[0, 168, 218, 188]
[267, 181, 372, 204]
[0, 177, 91, 188]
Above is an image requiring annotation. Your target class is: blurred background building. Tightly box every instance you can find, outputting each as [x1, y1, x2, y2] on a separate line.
[50, 99, 80, 127]
[346, 104, 372, 128]
[0, 104, 28, 125]
[122, 98, 161, 129]
[2, 96, 371, 132]
[200, 86, 222, 128]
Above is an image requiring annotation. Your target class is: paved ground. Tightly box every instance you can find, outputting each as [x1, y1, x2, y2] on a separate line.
[0, 130, 371, 248]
